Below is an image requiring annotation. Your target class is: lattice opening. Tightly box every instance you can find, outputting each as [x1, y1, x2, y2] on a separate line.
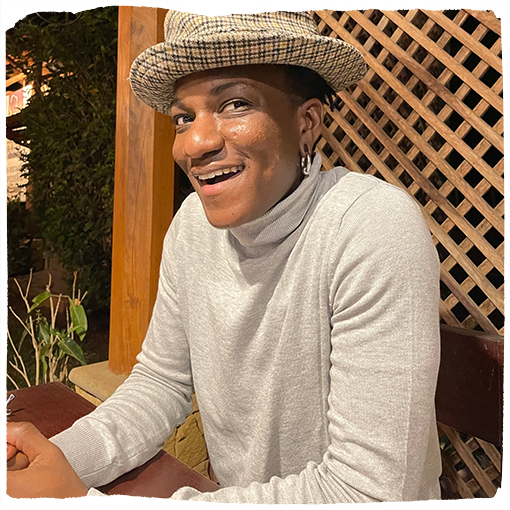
[464, 168, 484, 187]
[432, 208, 448, 225]
[482, 187, 503, 208]
[412, 117, 427, 134]
[483, 147, 503, 166]
[399, 170, 413, 188]
[428, 96, 446, 115]
[468, 285, 488, 306]
[486, 268, 503, 289]
[414, 189, 430, 206]
[487, 309, 504, 330]
[382, 19, 398, 37]
[451, 301, 470, 321]
[397, 32, 413, 50]
[484, 227, 503, 249]
[463, 52, 482, 72]
[449, 226, 466, 245]
[370, 138, 384, 155]
[460, 14, 481, 34]
[411, 10, 428, 29]
[466, 246, 484, 266]
[482, 106, 502, 127]
[447, 189, 464, 207]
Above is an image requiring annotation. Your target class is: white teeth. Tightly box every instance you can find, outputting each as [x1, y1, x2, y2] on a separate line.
[196, 166, 243, 181]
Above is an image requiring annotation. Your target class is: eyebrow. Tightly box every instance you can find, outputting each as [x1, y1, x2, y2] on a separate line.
[170, 82, 249, 110]
[209, 81, 246, 96]
[170, 98, 186, 110]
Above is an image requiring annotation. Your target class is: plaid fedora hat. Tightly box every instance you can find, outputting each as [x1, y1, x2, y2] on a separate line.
[129, 10, 367, 115]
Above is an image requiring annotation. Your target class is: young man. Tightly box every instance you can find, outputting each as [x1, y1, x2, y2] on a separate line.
[7, 11, 442, 502]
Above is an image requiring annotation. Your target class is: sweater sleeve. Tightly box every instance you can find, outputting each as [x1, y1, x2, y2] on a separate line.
[50, 215, 194, 489]
[170, 184, 442, 503]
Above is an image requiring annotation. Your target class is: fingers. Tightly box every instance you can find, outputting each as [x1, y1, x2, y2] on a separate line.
[5, 422, 88, 498]
[7, 451, 30, 471]
[7, 442, 18, 461]
[6, 422, 49, 463]
[6, 439, 89, 498]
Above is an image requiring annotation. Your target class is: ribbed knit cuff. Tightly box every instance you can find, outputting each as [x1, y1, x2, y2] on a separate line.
[50, 418, 115, 488]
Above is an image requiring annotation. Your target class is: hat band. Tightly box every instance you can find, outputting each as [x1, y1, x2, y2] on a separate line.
[183, 27, 318, 41]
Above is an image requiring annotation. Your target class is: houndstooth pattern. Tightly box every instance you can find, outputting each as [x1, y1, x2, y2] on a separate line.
[164, 11, 319, 40]
[130, 10, 367, 115]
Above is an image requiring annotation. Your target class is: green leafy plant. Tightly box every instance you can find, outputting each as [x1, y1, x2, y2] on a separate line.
[7, 198, 35, 277]
[6, 8, 118, 309]
[7, 270, 88, 388]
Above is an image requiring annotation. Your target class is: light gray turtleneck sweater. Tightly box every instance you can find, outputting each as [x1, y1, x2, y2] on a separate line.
[51, 155, 442, 502]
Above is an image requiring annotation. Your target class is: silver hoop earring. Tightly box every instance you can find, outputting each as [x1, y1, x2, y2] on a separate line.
[301, 153, 312, 176]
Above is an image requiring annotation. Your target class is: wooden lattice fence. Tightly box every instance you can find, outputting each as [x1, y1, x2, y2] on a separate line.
[313, 9, 503, 335]
[438, 423, 502, 498]
[312, 9, 503, 499]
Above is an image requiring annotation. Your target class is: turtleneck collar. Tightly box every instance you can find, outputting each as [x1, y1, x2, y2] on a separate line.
[228, 153, 322, 258]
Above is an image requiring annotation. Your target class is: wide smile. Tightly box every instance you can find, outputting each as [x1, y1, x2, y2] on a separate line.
[192, 165, 245, 196]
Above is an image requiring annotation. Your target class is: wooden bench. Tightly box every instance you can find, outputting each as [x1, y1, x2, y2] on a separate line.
[435, 324, 503, 499]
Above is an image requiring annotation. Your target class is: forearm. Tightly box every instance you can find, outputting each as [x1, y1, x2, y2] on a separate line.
[51, 223, 193, 488]
[50, 359, 193, 488]
[170, 461, 380, 503]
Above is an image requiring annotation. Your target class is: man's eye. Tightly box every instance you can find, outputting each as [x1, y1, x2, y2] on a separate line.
[174, 115, 194, 126]
[221, 100, 250, 113]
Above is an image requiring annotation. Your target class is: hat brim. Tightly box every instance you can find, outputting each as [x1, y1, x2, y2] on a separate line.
[129, 32, 367, 115]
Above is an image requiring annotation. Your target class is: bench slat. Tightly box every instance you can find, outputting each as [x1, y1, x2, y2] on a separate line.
[436, 324, 503, 446]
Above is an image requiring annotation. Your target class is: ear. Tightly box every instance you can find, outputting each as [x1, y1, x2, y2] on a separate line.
[297, 98, 323, 157]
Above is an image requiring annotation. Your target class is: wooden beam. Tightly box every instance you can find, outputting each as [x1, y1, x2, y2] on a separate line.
[6, 72, 26, 88]
[109, 6, 175, 374]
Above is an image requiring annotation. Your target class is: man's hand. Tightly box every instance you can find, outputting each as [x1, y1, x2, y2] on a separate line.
[6, 422, 88, 498]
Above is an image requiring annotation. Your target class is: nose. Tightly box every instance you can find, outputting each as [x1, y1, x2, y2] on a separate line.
[183, 113, 224, 161]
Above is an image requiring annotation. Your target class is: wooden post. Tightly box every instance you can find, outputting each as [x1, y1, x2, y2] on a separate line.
[109, 6, 175, 374]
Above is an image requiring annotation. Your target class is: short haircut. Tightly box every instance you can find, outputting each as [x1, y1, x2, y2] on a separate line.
[281, 65, 342, 112]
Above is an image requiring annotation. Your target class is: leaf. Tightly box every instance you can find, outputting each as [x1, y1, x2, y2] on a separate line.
[18, 328, 28, 351]
[48, 325, 64, 338]
[37, 320, 51, 345]
[39, 341, 51, 359]
[29, 290, 51, 313]
[7, 7, 118, 311]
[68, 299, 88, 341]
[57, 336, 87, 366]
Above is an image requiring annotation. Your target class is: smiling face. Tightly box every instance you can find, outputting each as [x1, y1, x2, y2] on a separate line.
[171, 65, 319, 229]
